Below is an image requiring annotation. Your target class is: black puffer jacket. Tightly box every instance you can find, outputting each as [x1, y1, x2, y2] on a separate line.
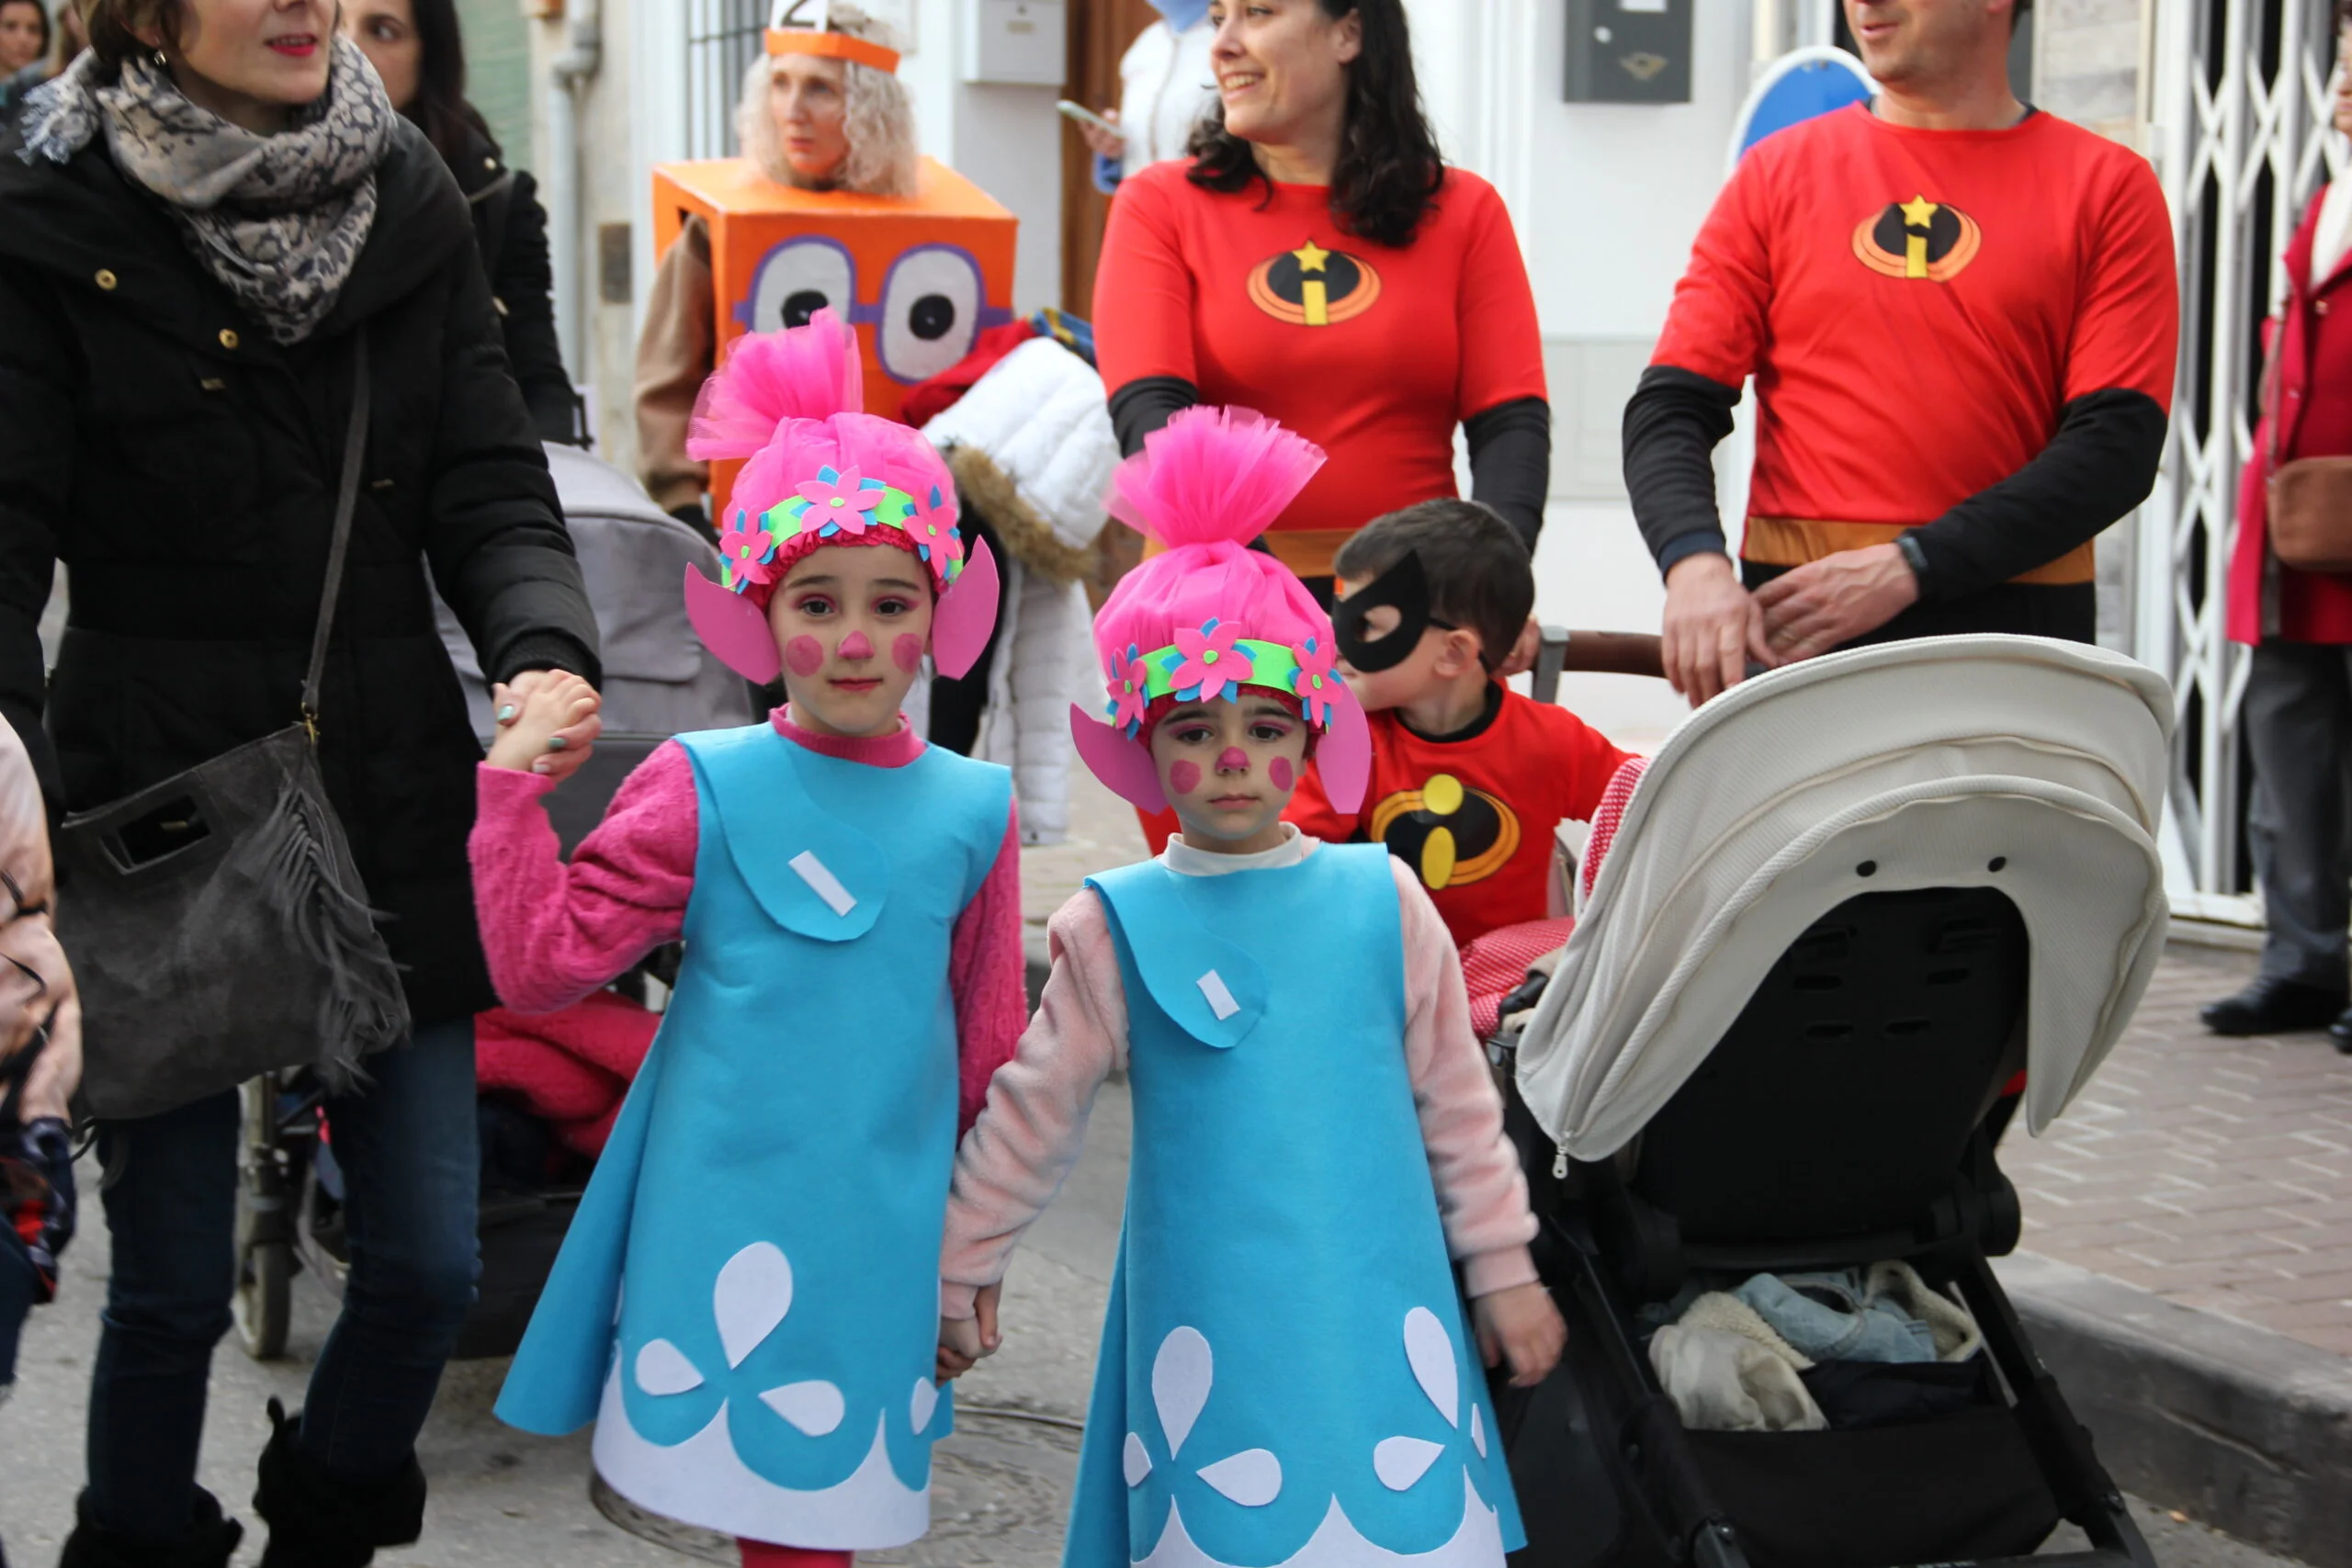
[0, 113, 601, 1028]
[448, 120, 581, 446]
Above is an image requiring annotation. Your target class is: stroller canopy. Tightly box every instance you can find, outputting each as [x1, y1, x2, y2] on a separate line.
[1517, 636, 2175, 1161]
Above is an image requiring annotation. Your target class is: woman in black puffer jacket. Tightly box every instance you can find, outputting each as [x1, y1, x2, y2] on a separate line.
[345, 0, 582, 445]
[0, 2, 600, 1563]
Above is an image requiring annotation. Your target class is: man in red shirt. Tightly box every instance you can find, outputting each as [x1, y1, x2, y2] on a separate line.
[1625, 0, 2178, 703]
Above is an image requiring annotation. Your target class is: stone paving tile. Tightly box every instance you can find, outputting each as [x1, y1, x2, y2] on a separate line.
[2005, 942, 2352, 1356]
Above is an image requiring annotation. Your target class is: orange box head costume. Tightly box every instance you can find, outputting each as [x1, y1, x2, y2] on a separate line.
[650, 4, 1018, 520]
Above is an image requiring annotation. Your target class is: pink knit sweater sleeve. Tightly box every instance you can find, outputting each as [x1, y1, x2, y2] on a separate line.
[951, 807, 1027, 1136]
[469, 744, 699, 1015]
[1391, 856, 1541, 1298]
[938, 888, 1125, 1320]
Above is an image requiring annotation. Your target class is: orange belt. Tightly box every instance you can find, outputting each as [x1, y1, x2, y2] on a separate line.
[1741, 517, 2096, 588]
[1141, 527, 1351, 580]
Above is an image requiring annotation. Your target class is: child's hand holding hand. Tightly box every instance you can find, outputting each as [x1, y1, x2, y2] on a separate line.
[1475, 1281, 1566, 1389]
[486, 671, 600, 777]
[934, 1281, 1003, 1382]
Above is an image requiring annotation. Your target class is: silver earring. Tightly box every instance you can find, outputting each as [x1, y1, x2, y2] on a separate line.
[152, 49, 166, 67]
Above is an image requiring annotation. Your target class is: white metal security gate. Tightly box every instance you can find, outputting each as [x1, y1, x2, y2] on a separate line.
[2143, 0, 2342, 921]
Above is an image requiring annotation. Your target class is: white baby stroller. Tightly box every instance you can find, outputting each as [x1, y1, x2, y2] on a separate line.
[232, 445, 754, 1361]
[1498, 635, 2169, 1568]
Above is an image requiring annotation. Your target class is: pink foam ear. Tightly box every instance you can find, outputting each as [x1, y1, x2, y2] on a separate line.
[684, 564, 782, 684]
[1069, 704, 1169, 813]
[1318, 682, 1373, 815]
[932, 536, 1001, 681]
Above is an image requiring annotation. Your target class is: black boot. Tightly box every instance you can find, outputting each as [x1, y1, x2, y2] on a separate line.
[58, 1487, 243, 1568]
[2331, 1006, 2352, 1055]
[253, 1399, 426, 1568]
[2199, 976, 2348, 1036]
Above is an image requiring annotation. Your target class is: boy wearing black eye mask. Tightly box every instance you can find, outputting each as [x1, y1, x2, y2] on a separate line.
[1287, 502, 1635, 1033]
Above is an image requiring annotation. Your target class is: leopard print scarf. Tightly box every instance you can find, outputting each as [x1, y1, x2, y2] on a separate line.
[20, 35, 394, 344]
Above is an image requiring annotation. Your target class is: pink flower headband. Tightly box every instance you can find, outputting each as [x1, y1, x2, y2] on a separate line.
[1069, 407, 1371, 814]
[679, 310, 999, 682]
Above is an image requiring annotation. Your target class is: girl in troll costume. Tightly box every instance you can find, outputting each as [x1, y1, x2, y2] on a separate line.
[476, 310, 1023, 1568]
[934, 408, 1566, 1568]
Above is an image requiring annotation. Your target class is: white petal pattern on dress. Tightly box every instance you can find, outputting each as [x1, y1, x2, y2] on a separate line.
[1470, 1404, 1487, 1460]
[910, 1376, 941, 1435]
[1196, 1448, 1282, 1507]
[1152, 1326, 1215, 1460]
[1403, 1307, 1460, 1428]
[759, 1379, 846, 1436]
[1125, 1432, 1154, 1487]
[634, 1338, 705, 1396]
[714, 1242, 796, 1370]
[1374, 1435, 1445, 1492]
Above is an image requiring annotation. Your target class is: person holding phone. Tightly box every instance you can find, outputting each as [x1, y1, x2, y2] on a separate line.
[1074, 0, 1216, 195]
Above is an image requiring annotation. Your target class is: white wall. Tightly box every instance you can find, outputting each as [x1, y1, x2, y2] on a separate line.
[1410, 0, 1756, 743]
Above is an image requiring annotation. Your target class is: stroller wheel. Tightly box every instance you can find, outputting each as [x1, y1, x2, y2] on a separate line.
[234, 1077, 294, 1360]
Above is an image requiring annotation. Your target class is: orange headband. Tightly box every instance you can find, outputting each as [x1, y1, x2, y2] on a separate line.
[764, 28, 902, 73]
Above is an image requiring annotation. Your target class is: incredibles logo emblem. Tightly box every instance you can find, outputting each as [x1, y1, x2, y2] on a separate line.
[1852, 194, 1982, 282]
[1247, 240, 1383, 327]
[1369, 773, 1521, 891]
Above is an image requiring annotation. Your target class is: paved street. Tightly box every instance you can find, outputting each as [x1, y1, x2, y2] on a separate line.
[0, 772, 2331, 1566]
[2002, 942, 2352, 1356]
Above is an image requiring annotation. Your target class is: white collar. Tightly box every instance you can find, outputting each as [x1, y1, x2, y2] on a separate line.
[1160, 822, 1312, 877]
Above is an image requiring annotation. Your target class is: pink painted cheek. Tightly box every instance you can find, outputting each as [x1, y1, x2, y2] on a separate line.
[783, 636, 825, 677]
[1269, 757, 1295, 791]
[838, 630, 874, 661]
[892, 633, 923, 673]
[1167, 761, 1203, 796]
[1216, 748, 1249, 773]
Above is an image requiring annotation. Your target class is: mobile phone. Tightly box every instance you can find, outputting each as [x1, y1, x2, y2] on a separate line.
[1056, 99, 1119, 137]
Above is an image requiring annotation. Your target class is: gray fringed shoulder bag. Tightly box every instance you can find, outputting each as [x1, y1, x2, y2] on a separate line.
[57, 335, 411, 1122]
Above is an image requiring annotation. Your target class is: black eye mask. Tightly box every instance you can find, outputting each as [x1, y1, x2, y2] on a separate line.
[1332, 551, 1463, 672]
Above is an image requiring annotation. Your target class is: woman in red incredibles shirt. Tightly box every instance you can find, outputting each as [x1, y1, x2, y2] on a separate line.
[1091, 0, 1549, 598]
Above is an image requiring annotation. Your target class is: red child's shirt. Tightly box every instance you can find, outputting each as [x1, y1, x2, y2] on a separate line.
[1286, 685, 1633, 948]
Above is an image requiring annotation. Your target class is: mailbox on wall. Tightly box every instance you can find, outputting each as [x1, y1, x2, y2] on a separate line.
[1565, 0, 1693, 103]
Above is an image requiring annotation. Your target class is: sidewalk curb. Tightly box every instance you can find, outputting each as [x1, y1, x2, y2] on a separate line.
[1996, 1251, 2352, 1568]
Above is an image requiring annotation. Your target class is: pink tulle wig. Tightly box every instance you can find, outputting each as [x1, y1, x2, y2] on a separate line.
[1070, 407, 1371, 814]
[679, 309, 1000, 683]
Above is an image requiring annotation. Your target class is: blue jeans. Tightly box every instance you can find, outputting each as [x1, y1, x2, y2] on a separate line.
[84, 1020, 480, 1540]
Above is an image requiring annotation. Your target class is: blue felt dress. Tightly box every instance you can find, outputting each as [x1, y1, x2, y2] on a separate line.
[496, 723, 1012, 1550]
[1065, 843, 1526, 1568]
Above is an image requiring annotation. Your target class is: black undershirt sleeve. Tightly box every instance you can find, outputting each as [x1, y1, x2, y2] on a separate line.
[1107, 376, 1201, 457]
[1464, 396, 1551, 552]
[1905, 388, 2169, 601]
[1623, 365, 1741, 579]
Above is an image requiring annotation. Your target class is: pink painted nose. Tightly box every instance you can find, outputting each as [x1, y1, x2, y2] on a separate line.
[1216, 747, 1249, 773]
[839, 630, 874, 660]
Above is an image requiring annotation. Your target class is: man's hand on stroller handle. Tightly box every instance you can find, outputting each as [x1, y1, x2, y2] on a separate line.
[935, 1281, 1004, 1381]
[1475, 1280, 1567, 1388]
[488, 671, 603, 781]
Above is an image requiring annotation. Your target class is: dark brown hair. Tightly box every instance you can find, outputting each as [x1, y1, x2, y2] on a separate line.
[1185, 0, 1445, 250]
[390, 0, 497, 164]
[85, 0, 182, 73]
[1334, 499, 1533, 667]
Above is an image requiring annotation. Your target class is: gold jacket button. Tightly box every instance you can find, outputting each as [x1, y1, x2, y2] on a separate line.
[218, 329, 240, 350]
[94, 268, 118, 290]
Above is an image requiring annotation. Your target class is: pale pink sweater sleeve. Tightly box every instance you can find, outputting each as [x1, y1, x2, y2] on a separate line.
[469, 744, 698, 1014]
[951, 808, 1027, 1136]
[939, 888, 1126, 1320]
[1391, 856, 1541, 1298]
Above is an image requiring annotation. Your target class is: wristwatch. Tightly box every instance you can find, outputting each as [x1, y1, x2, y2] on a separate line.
[1894, 532, 1932, 595]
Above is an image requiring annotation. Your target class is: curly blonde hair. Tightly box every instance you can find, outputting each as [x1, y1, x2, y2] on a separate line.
[736, 4, 917, 198]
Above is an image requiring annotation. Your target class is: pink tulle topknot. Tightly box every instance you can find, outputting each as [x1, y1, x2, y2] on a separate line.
[1090, 407, 1341, 731]
[687, 310, 962, 605]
